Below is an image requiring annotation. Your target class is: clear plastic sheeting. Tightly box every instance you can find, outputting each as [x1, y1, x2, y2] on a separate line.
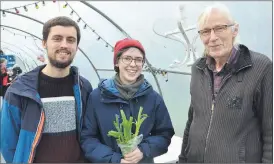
[118, 134, 143, 156]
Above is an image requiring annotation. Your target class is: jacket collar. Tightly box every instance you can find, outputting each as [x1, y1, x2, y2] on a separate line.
[8, 64, 80, 106]
[99, 78, 152, 104]
[196, 44, 252, 73]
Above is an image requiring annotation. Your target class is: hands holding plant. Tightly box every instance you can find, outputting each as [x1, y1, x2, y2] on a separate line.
[107, 106, 148, 163]
[121, 147, 143, 163]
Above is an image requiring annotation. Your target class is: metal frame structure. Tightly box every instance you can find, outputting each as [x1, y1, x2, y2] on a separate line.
[0, 10, 101, 80]
[1, 47, 30, 71]
[0, 41, 39, 67]
[79, 1, 164, 95]
[1, 2, 195, 96]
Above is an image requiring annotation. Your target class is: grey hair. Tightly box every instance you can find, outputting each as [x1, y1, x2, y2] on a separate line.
[197, 3, 240, 45]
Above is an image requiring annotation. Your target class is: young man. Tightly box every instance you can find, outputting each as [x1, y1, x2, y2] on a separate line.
[1, 16, 93, 163]
[81, 38, 175, 163]
[179, 3, 272, 163]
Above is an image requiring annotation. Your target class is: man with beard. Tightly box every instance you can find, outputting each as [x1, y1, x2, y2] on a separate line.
[1, 16, 93, 163]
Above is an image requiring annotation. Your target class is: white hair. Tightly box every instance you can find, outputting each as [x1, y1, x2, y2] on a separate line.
[197, 3, 241, 45]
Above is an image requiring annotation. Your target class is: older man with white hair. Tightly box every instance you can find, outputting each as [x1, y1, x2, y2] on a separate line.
[178, 3, 272, 163]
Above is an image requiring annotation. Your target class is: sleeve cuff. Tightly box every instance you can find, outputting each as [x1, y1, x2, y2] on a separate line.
[138, 142, 150, 158]
[111, 152, 122, 163]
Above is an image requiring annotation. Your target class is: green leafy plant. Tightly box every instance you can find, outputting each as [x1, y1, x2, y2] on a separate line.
[107, 106, 148, 144]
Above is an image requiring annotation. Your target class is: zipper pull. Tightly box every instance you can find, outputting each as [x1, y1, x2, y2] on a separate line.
[211, 100, 215, 111]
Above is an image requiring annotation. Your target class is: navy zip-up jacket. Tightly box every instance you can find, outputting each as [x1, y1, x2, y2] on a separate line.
[81, 78, 175, 163]
[1, 65, 93, 163]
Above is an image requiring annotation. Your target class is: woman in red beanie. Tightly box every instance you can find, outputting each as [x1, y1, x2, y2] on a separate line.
[81, 38, 175, 163]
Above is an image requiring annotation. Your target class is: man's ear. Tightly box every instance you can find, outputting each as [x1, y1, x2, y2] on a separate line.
[42, 40, 47, 49]
[232, 23, 239, 37]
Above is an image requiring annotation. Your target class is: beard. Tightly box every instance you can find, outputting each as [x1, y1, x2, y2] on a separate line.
[48, 55, 74, 69]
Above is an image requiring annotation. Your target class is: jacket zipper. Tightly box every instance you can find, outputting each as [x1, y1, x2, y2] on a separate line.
[203, 68, 215, 158]
[204, 100, 215, 155]
[28, 107, 45, 163]
[77, 71, 83, 140]
[204, 72, 232, 156]
[203, 70, 234, 158]
[203, 64, 252, 159]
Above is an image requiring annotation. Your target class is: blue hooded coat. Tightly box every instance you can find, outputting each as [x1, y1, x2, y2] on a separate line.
[1, 65, 93, 163]
[81, 78, 175, 163]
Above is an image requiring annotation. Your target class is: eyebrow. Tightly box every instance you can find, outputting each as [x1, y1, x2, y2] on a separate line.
[52, 35, 76, 40]
[124, 55, 143, 58]
[203, 24, 229, 28]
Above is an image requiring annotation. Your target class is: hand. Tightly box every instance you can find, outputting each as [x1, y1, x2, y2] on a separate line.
[124, 148, 143, 163]
[120, 159, 131, 163]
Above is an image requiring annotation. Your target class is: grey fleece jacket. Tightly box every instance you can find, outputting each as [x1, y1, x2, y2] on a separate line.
[179, 44, 272, 163]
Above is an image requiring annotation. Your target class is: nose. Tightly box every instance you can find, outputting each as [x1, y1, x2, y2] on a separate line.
[209, 29, 218, 42]
[129, 59, 137, 67]
[60, 39, 69, 48]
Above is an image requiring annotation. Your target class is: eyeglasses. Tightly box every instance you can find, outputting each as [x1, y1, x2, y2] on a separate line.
[119, 56, 144, 66]
[198, 24, 234, 37]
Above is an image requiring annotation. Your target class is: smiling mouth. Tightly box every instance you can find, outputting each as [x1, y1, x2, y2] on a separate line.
[126, 70, 137, 74]
[56, 50, 70, 55]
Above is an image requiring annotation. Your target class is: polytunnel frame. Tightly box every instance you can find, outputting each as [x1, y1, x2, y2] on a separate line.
[1, 41, 38, 70]
[1, 42, 37, 70]
[0, 40, 39, 67]
[1, 7, 165, 96]
[0, 9, 101, 81]
[1, 47, 31, 71]
[80, 1, 164, 96]
[80, 2, 194, 93]
[1, 24, 44, 67]
[1, 2, 193, 96]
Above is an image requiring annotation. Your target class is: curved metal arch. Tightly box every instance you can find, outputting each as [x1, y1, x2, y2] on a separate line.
[1, 41, 39, 67]
[80, 1, 131, 38]
[4, 42, 42, 70]
[1, 24, 41, 40]
[1, 47, 30, 71]
[1, 42, 38, 69]
[0, 10, 101, 80]
[1, 24, 46, 56]
[1, 24, 50, 61]
[96, 68, 191, 75]
[80, 2, 164, 96]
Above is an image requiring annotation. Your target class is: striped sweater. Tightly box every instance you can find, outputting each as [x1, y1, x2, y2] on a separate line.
[179, 44, 273, 163]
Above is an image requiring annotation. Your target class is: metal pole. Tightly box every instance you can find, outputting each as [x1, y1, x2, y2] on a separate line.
[96, 68, 191, 75]
[1, 47, 30, 71]
[1, 41, 39, 67]
[80, 2, 164, 96]
[0, 11, 101, 80]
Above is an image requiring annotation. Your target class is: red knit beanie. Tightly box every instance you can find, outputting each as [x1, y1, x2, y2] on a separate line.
[113, 38, 145, 66]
